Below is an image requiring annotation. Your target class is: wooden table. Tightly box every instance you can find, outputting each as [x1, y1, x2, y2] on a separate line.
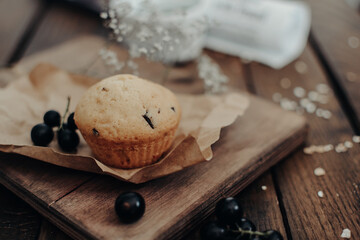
[0, 0, 359, 239]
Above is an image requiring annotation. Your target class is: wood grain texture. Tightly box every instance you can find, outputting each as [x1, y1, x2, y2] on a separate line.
[249, 46, 360, 239]
[48, 94, 306, 240]
[0, 1, 46, 239]
[176, 53, 287, 239]
[23, 3, 104, 58]
[0, 153, 94, 240]
[27, 48, 268, 240]
[0, 184, 41, 240]
[0, 36, 307, 238]
[0, 1, 299, 239]
[0, 153, 94, 206]
[184, 172, 287, 240]
[305, 0, 360, 130]
[0, 0, 42, 66]
[38, 219, 72, 240]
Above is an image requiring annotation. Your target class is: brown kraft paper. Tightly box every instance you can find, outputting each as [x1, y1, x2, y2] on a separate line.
[0, 63, 249, 183]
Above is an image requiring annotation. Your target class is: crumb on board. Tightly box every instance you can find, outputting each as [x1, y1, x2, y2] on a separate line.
[304, 138, 360, 155]
[293, 86, 306, 98]
[344, 141, 353, 148]
[303, 144, 333, 154]
[316, 83, 330, 94]
[353, 135, 360, 143]
[335, 143, 348, 153]
[341, 228, 351, 239]
[348, 36, 359, 48]
[314, 167, 326, 176]
[317, 191, 324, 198]
[280, 77, 291, 89]
[272, 93, 282, 102]
[273, 83, 332, 119]
[295, 61, 308, 74]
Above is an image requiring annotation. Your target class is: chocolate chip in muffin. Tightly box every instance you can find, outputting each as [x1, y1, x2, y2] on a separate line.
[92, 128, 100, 136]
[101, 87, 109, 92]
[142, 112, 154, 129]
[158, 109, 161, 114]
[171, 107, 175, 112]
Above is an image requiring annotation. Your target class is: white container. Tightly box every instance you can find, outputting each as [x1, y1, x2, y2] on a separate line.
[205, 0, 311, 69]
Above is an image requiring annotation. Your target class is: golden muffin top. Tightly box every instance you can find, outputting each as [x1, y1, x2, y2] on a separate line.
[74, 74, 181, 142]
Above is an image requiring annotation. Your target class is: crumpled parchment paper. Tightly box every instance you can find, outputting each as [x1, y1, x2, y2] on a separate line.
[0, 64, 249, 183]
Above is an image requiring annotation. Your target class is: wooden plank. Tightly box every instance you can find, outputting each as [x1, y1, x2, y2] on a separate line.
[0, 154, 94, 240]
[0, 153, 94, 205]
[38, 219, 72, 240]
[1, 1, 288, 238]
[0, 4, 106, 239]
[48, 93, 305, 240]
[184, 172, 287, 239]
[1, 36, 302, 237]
[249, 46, 360, 239]
[0, 0, 43, 66]
[2, 35, 306, 239]
[0, 184, 41, 240]
[0, 94, 305, 240]
[15, 38, 287, 239]
[142, 49, 287, 239]
[23, 3, 104, 58]
[0, 2, 106, 211]
[176, 52, 287, 239]
[0, 2, 47, 239]
[304, 0, 360, 130]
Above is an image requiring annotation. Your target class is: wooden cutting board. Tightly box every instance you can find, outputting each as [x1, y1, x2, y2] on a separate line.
[0, 37, 307, 240]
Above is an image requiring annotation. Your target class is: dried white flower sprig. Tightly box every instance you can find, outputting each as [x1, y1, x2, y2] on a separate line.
[197, 54, 228, 94]
[98, 0, 228, 94]
[99, 48, 125, 72]
[101, 0, 209, 63]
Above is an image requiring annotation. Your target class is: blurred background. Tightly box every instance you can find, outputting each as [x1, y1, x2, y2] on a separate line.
[0, 0, 359, 240]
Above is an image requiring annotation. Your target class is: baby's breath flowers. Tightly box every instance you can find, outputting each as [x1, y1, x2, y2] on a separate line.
[101, 0, 209, 63]
[197, 54, 228, 94]
[99, 0, 228, 93]
[99, 48, 125, 73]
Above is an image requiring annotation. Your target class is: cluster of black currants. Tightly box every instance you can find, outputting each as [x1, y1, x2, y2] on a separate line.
[31, 98, 79, 152]
[201, 197, 283, 240]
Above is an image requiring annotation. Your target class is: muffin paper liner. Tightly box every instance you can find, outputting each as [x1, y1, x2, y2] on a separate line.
[0, 39, 249, 184]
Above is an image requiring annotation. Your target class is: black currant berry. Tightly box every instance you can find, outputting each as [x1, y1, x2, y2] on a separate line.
[238, 218, 256, 231]
[237, 218, 256, 240]
[67, 112, 77, 130]
[43, 110, 61, 127]
[115, 192, 145, 224]
[200, 221, 228, 240]
[215, 197, 243, 225]
[31, 123, 54, 146]
[263, 230, 283, 240]
[57, 128, 79, 152]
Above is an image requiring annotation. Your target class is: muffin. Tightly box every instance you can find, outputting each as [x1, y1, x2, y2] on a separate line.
[74, 74, 181, 169]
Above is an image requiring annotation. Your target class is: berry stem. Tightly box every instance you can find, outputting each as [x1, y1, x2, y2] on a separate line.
[60, 96, 71, 129]
[230, 223, 267, 237]
[231, 229, 267, 236]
